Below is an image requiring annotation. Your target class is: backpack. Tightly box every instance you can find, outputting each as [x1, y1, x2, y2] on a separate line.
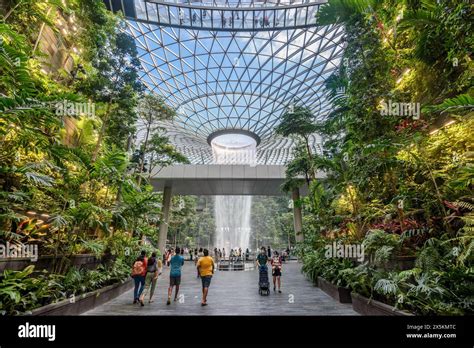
[147, 258, 157, 273]
[132, 260, 145, 276]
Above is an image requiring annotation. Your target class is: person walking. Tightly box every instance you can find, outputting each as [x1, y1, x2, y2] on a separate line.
[196, 247, 204, 278]
[196, 249, 215, 306]
[222, 248, 226, 261]
[214, 247, 219, 263]
[267, 245, 272, 259]
[271, 251, 283, 293]
[141, 252, 162, 304]
[131, 250, 148, 306]
[167, 247, 184, 305]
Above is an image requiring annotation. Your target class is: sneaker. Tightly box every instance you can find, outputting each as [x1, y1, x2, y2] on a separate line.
[174, 297, 177, 302]
[166, 298, 171, 305]
[133, 299, 138, 304]
[273, 286, 276, 292]
[278, 290, 282, 293]
[140, 300, 144, 307]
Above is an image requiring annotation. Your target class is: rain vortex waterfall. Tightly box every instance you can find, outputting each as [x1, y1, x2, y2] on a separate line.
[211, 136, 256, 252]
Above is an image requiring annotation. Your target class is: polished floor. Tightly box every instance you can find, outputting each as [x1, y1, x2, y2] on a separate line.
[83, 261, 357, 316]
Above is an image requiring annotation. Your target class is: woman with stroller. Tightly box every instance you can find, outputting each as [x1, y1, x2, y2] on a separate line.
[256, 247, 269, 295]
[256, 247, 268, 268]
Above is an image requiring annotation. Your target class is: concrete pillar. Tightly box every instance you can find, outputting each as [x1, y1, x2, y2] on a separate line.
[292, 187, 303, 243]
[158, 186, 172, 254]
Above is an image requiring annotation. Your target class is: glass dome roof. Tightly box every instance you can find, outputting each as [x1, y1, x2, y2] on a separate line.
[116, 0, 345, 164]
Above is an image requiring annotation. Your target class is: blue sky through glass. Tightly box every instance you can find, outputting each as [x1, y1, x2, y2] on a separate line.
[126, 11, 344, 164]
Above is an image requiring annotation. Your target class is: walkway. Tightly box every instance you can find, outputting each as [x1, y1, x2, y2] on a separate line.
[83, 261, 357, 316]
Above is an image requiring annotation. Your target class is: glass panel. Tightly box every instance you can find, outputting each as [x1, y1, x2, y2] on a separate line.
[190, 9, 199, 25]
[224, 10, 233, 29]
[218, 10, 226, 28]
[255, 10, 264, 28]
[158, 5, 169, 24]
[235, 10, 243, 29]
[286, 8, 295, 27]
[201, 8, 209, 27]
[243, 10, 253, 29]
[168, 7, 179, 25]
[275, 8, 284, 27]
[297, 6, 307, 26]
[307, 5, 317, 25]
[178, 7, 186, 25]
[135, 0, 146, 20]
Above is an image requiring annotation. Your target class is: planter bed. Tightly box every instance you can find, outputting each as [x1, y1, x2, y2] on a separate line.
[351, 292, 414, 316]
[317, 276, 352, 303]
[28, 278, 133, 316]
[0, 254, 101, 273]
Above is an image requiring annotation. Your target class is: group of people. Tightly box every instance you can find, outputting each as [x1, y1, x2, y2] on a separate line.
[179, 8, 274, 29]
[131, 251, 162, 306]
[131, 247, 215, 307]
[131, 244, 288, 307]
[256, 247, 283, 293]
[211, 247, 251, 262]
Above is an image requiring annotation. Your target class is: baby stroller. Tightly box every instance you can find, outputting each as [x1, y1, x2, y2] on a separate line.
[258, 265, 270, 296]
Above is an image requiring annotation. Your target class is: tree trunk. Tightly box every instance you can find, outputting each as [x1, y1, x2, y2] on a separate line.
[304, 136, 316, 181]
[137, 120, 151, 186]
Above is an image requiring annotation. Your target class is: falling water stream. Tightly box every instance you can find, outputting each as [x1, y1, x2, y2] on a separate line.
[211, 134, 256, 252]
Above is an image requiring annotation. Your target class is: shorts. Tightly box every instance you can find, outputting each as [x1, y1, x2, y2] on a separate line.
[272, 268, 281, 277]
[169, 275, 181, 286]
[201, 275, 212, 288]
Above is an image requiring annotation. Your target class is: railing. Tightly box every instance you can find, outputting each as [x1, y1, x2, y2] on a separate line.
[104, 0, 325, 31]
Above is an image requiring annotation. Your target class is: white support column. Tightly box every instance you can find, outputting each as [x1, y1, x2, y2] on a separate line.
[158, 186, 172, 254]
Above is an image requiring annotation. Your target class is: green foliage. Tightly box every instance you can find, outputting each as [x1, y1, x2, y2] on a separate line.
[0, 0, 188, 316]
[250, 196, 294, 250]
[316, 0, 378, 25]
[363, 229, 400, 263]
[0, 266, 64, 315]
[0, 259, 133, 315]
[302, 247, 355, 288]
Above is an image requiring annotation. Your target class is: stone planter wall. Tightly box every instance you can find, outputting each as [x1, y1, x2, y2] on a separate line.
[29, 278, 133, 316]
[351, 292, 413, 316]
[317, 276, 352, 303]
[0, 254, 101, 273]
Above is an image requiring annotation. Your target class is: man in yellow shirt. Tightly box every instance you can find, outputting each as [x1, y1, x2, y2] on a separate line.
[196, 249, 215, 306]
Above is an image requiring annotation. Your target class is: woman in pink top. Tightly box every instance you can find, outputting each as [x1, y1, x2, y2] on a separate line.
[271, 251, 282, 293]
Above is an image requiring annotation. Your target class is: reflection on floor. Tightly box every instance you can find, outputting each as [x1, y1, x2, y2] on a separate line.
[83, 261, 357, 316]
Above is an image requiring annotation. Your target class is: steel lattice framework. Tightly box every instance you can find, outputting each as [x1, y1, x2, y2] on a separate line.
[106, 0, 345, 164]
